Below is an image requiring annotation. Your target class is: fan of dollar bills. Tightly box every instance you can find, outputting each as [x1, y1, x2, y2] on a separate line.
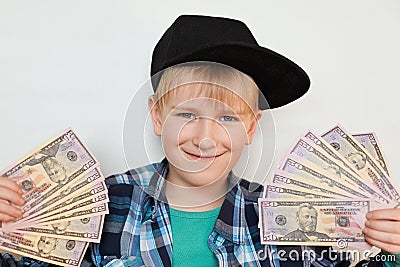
[258, 124, 398, 248]
[0, 129, 108, 267]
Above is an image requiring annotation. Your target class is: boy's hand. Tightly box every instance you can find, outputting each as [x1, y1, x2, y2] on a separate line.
[363, 208, 400, 253]
[0, 176, 25, 222]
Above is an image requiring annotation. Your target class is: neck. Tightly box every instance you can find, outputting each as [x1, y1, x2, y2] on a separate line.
[165, 173, 229, 212]
[169, 196, 225, 212]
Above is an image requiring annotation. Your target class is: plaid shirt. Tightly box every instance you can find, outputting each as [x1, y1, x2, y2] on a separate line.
[87, 158, 384, 267]
[0, 159, 387, 267]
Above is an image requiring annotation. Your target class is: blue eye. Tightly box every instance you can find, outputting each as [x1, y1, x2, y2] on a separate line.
[220, 116, 237, 122]
[180, 113, 196, 119]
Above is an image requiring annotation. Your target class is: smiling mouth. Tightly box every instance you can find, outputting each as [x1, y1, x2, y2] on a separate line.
[183, 150, 224, 160]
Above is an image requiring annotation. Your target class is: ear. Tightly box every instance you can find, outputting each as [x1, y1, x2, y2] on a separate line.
[148, 96, 163, 136]
[245, 110, 262, 145]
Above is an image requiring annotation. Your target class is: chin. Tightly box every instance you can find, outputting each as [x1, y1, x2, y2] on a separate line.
[186, 174, 225, 187]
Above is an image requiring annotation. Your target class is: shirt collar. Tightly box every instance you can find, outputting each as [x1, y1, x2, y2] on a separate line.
[147, 158, 169, 203]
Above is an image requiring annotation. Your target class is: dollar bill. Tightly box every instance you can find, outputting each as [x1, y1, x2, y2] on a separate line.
[260, 178, 336, 228]
[32, 202, 108, 226]
[321, 125, 400, 206]
[279, 154, 368, 199]
[13, 215, 104, 243]
[17, 182, 108, 225]
[0, 128, 108, 265]
[260, 176, 338, 228]
[0, 231, 88, 266]
[0, 129, 99, 228]
[353, 132, 391, 177]
[304, 131, 361, 177]
[287, 137, 389, 205]
[268, 170, 352, 199]
[258, 198, 370, 246]
[21, 195, 109, 227]
[285, 137, 356, 187]
[18, 167, 105, 222]
[259, 125, 397, 249]
[264, 184, 334, 199]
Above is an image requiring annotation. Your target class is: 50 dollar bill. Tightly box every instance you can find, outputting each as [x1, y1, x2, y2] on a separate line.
[259, 198, 370, 247]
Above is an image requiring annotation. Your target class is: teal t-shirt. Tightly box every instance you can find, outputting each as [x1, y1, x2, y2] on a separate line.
[381, 251, 400, 267]
[169, 206, 221, 267]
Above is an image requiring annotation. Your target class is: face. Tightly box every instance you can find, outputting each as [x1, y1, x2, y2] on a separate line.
[51, 221, 71, 233]
[297, 207, 318, 232]
[43, 159, 67, 183]
[149, 86, 260, 188]
[346, 152, 366, 170]
[37, 236, 57, 255]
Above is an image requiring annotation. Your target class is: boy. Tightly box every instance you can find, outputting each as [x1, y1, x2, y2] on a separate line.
[1, 14, 399, 267]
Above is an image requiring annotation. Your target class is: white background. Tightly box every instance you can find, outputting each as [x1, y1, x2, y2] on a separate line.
[1, 1, 399, 188]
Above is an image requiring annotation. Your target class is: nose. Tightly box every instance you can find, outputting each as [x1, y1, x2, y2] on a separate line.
[307, 216, 316, 224]
[192, 117, 219, 149]
[199, 138, 215, 151]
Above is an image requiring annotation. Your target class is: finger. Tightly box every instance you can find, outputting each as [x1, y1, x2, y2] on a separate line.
[0, 201, 23, 219]
[367, 208, 400, 221]
[365, 219, 400, 234]
[363, 227, 400, 246]
[364, 236, 400, 254]
[0, 213, 18, 222]
[0, 176, 23, 194]
[0, 186, 25, 206]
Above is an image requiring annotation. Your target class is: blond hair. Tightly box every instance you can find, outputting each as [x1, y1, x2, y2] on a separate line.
[153, 63, 260, 118]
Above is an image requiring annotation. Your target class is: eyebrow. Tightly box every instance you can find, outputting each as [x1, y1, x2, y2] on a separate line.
[171, 106, 247, 116]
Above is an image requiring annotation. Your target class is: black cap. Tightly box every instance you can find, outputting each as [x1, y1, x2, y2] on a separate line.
[151, 15, 310, 109]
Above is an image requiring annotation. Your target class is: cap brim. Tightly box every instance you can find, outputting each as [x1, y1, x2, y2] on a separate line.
[160, 43, 310, 109]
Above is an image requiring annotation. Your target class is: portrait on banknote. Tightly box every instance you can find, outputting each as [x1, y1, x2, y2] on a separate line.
[41, 157, 68, 184]
[37, 236, 58, 257]
[345, 151, 367, 171]
[51, 221, 71, 234]
[282, 203, 331, 242]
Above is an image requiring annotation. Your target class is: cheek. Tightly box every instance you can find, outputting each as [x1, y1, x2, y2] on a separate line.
[176, 123, 198, 144]
[161, 119, 186, 145]
[223, 125, 248, 148]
